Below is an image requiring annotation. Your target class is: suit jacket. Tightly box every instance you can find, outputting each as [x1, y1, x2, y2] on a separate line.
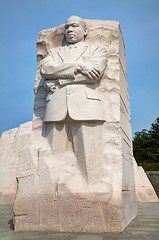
[40, 42, 107, 122]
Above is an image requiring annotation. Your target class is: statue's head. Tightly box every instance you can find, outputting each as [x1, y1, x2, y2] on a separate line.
[65, 16, 87, 44]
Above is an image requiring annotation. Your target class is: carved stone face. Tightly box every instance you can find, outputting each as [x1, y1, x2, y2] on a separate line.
[65, 16, 87, 44]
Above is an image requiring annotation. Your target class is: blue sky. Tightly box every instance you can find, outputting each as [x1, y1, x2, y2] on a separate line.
[0, 0, 159, 137]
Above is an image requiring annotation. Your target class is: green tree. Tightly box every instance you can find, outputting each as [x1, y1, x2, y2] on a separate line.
[133, 117, 159, 165]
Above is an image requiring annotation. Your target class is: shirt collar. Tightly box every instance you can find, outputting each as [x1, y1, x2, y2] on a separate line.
[66, 41, 88, 48]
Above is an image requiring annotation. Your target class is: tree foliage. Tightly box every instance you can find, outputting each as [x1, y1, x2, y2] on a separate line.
[133, 117, 159, 165]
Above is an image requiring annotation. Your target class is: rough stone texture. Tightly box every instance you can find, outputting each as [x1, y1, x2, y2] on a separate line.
[0, 122, 32, 204]
[1, 124, 158, 207]
[147, 172, 159, 198]
[133, 159, 159, 202]
[1, 203, 159, 240]
[12, 19, 138, 232]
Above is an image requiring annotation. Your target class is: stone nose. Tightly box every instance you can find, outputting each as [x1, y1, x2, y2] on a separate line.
[67, 26, 74, 32]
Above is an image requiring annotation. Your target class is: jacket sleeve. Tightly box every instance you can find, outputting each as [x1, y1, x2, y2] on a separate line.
[40, 50, 76, 80]
[40, 46, 107, 85]
[91, 45, 107, 78]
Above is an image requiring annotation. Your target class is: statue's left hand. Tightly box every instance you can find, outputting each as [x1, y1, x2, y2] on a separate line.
[76, 63, 100, 81]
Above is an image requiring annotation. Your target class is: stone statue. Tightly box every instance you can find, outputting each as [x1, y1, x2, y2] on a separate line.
[13, 16, 138, 233]
[40, 16, 109, 185]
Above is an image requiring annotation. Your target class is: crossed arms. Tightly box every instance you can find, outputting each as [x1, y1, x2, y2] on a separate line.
[40, 45, 107, 87]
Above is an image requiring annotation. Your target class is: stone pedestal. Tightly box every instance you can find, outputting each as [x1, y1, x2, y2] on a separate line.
[13, 19, 137, 232]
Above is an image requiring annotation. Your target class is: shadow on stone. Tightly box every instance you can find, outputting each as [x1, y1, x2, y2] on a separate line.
[8, 219, 14, 231]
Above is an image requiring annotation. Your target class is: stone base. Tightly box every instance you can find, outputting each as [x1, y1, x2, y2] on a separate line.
[13, 145, 137, 233]
[14, 183, 134, 233]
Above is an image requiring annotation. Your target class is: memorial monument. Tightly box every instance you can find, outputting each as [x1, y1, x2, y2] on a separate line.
[13, 16, 137, 232]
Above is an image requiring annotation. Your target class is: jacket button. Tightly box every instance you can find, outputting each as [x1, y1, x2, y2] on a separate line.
[68, 91, 71, 95]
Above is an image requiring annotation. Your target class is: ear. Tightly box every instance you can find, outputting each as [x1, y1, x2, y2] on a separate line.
[84, 27, 87, 36]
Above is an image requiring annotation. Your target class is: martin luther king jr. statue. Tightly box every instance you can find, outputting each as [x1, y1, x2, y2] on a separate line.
[14, 16, 137, 233]
[40, 16, 108, 184]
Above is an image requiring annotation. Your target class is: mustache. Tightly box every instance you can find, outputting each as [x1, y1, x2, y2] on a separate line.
[67, 33, 76, 36]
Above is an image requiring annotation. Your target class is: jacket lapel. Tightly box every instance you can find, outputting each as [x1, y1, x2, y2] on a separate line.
[73, 44, 88, 62]
[57, 44, 89, 62]
[57, 47, 69, 62]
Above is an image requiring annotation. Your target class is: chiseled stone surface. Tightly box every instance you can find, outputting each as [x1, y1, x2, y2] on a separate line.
[0, 17, 157, 233]
[13, 18, 137, 232]
[0, 17, 139, 233]
[1, 124, 157, 207]
[133, 158, 159, 202]
[2, 17, 157, 233]
[0, 122, 32, 204]
[1, 203, 159, 239]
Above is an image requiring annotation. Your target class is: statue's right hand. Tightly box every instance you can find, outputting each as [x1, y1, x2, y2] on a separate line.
[50, 84, 57, 93]
[45, 82, 57, 93]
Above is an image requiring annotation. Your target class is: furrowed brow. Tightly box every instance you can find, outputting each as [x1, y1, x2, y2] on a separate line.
[65, 23, 79, 28]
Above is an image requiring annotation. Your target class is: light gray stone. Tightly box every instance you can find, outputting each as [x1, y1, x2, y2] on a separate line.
[13, 16, 138, 232]
[0, 122, 32, 204]
[133, 158, 159, 202]
[1, 124, 157, 207]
